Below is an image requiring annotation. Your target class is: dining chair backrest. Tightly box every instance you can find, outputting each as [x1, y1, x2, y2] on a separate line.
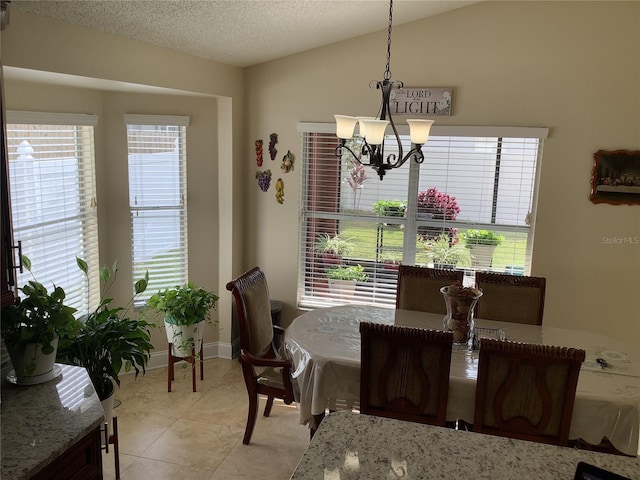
[227, 267, 274, 356]
[360, 322, 454, 426]
[396, 265, 464, 314]
[473, 338, 585, 446]
[475, 272, 546, 325]
[226, 267, 294, 444]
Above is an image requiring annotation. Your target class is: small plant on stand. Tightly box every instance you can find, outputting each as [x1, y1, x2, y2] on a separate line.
[423, 234, 469, 269]
[145, 282, 218, 361]
[314, 233, 355, 267]
[462, 229, 503, 269]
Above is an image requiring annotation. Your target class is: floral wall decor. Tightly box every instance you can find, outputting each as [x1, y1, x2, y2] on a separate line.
[269, 133, 278, 161]
[281, 150, 295, 173]
[256, 169, 272, 192]
[275, 178, 284, 204]
[255, 139, 263, 166]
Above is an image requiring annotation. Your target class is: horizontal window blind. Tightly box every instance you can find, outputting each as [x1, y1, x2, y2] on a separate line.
[298, 124, 546, 309]
[127, 118, 189, 302]
[6, 112, 100, 314]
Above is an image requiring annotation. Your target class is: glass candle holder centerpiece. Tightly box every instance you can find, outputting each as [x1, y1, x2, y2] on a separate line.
[440, 284, 483, 345]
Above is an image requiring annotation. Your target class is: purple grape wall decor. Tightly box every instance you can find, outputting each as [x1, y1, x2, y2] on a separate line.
[256, 169, 272, 192]
[269, 133, 278, 161]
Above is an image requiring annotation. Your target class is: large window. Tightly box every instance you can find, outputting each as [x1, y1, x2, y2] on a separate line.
[6, 111, 100, 314]
[126, 115, 189, 302]
[298, 124, 548, 309]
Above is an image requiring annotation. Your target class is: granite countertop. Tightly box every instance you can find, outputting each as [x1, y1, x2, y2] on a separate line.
[1, 363, 105, 480]
[291, 411, 640, 479]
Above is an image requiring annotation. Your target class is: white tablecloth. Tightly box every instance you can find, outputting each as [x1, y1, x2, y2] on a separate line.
[284, 305, 640, 456]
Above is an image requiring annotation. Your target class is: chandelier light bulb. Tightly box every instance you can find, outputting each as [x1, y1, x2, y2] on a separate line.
[406, 119, 434, 145]
[334, 115, 358, 140]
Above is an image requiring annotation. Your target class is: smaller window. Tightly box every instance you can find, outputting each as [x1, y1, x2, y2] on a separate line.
[125, 114, 189, 302]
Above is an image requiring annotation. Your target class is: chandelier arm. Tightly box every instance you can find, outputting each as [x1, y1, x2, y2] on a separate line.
[335, 142, 375, 167]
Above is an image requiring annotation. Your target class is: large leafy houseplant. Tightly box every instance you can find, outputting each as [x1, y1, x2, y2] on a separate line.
[1, 256, 80, 378]
[56, 259, 153, 400]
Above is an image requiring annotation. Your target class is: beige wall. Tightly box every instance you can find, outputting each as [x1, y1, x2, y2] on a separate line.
[1, 2, 639, 352]
[1, 10, 246, 357]
[244, 1, 640, 345]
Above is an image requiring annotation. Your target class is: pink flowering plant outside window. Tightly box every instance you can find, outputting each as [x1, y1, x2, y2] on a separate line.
[343, 158, 368, 210]
[416, 187, 460, 244]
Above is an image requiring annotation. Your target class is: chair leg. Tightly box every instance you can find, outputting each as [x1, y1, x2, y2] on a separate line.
[199, 343, 204, 381]
[111, 416, 120, 480]
[244, 386, 259, 445]
[263, 395, 275, 417]
[168, 343, 173, 392]
[191, 344, 196, 392]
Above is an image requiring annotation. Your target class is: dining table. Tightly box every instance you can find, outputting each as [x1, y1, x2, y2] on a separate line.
[283, 305, 640, 457]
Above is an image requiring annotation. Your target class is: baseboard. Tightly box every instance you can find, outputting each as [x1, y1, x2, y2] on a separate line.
[145, 340, 238, 371]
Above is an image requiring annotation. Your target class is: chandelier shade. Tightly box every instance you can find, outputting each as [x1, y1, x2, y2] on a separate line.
[334, 0, 435, 180]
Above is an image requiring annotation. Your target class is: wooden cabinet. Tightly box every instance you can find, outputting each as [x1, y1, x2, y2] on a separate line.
[1, 23, 16, 308]
[30, 427, 103, 480]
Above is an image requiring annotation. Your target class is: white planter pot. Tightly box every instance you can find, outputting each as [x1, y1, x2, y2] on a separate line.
[7, 337, 58, 382]
[99, 379, 116, 447]
[328, 279, 357, 299]
[468, 244, 497, 269]
[165, 319, 205, 357]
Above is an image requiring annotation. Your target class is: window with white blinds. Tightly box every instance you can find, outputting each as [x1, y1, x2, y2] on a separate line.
[125, 115, 189, 302]
[6, 111, 100, 315]
[298, 123, 548, 309]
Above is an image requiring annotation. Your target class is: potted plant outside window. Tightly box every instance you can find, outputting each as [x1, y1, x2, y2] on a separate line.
[462, 230, 504, 269]
[423, 234, 469, 269]
[373, 199, 407, 230]
[1, 256, 80, 384]
[326, 264, 368, 298]
[314, 233, 355, 267]
[145, 282, 219, 358]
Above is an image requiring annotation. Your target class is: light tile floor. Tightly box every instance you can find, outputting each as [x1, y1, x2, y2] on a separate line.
[102, 358, 310, 480]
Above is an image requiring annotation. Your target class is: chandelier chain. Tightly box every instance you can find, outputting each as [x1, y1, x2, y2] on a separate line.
[384, 0, 393, 80]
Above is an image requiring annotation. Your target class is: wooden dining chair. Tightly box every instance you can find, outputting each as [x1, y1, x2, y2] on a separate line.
[473, 338, 585, 446]
[226, 267, 295, 445]
[475, 272, 546, 325]
[360, 322, 454, 426]
[396, 265, 464, 314]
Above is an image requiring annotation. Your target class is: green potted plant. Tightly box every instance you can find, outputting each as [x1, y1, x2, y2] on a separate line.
[373, 199, 406, 230]
[56, 259, 153, 404]
[326, 264, 368, 298]
[314, 233, 355, 266]
[423, 234, 469, 269]
[462, 229, 504, 269]
[1, 256, 80, 383]
[373, 199, 407, 217]
[145, 282, 219, 358]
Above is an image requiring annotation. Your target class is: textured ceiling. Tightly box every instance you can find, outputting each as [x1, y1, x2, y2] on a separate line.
[11, 0, 479, 67]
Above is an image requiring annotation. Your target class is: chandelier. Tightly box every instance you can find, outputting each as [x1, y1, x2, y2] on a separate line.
[334, 0, 434, 180]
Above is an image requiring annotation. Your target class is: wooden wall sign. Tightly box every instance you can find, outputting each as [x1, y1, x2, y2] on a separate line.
[391, 88, 452, 117]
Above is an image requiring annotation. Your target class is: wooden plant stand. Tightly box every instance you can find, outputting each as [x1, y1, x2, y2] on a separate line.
[167, 342, 204, 392]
